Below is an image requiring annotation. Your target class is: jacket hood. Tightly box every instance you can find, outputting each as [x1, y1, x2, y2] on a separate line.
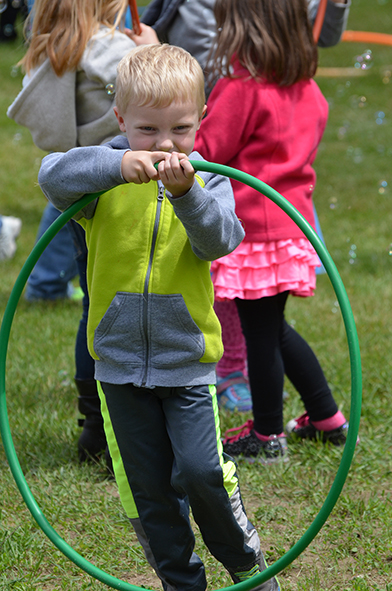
[7, 59, 77, 153]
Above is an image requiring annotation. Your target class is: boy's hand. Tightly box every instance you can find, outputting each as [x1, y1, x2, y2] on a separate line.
[157, 153, 195, 198]
[125, 24, 159, 45]
[121, 151, 168, 184]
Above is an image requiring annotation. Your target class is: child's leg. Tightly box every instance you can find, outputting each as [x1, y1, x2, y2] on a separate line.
[224, 293, 348, 460]
[214, 300, 247, 377]
[281, 320, 347, 443]
[221, 294, 289, 464]
[70, 221, 107, 464]
[99, 382, 206, 591]
[235, 293, 345, 431]
[235, 293, 289, 436]
[281, 319, 338, 421]
[214, 300, 252, 412]
[164, 385, 260, 564]
[25, 202, 78, 301]
[164, 384, 279, 590]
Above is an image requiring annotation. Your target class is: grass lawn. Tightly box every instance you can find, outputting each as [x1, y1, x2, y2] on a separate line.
[1, 1, 392, 590]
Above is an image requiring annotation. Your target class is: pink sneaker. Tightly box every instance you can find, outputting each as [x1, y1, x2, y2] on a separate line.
[223, 420, 288, 464]
[285, 412, 353, 446]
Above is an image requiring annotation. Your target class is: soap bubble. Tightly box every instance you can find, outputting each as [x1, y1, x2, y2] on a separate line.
[382, 69, 391, 84]
[375, 111, 386, 125]
[338, 127, 347, 140]
[354, 50, 373, 70]
[378, 180, 388, 195]
[388, 244, 392, 256]
[105, 83, 115, 95]
[0, 1, 7, 14]
[362, 50, 374, 70]
[350, 95, 367, 109]
[352, 148, 363, 164]
[337, 121, 349, 140]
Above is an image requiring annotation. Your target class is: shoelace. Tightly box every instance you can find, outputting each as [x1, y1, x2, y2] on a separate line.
[223, 419, 254, 444]
[294, 412, 310, 428]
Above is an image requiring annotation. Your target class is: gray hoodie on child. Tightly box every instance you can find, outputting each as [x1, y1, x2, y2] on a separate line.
[7, 27, 135, 152]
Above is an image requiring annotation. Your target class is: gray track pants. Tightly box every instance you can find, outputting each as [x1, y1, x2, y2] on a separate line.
[99, 382, 261, 591]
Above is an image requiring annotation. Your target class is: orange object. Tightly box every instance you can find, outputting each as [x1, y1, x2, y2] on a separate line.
[342, 30, 392, 47]
[129, 0, 141, 35]
[313, 0, 328, 43]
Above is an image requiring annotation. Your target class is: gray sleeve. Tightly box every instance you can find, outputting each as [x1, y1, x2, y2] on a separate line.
[167, 0, 216, 72]
[38, 142, 128, 220]
[166, 154, 244, 261]
[308, 0, 351, 48]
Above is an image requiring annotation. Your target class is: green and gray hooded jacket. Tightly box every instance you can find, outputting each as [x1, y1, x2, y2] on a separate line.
[38, 136, 244, 388]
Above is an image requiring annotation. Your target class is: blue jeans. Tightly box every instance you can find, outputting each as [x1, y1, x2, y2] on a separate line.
[26, 202, 78, 300]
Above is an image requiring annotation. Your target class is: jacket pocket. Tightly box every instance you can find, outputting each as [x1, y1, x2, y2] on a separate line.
[93, 292, 144, 366]
[149, 294, 205, 368]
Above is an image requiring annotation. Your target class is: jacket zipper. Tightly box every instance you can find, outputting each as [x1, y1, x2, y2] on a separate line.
[141, 184, 164, 387]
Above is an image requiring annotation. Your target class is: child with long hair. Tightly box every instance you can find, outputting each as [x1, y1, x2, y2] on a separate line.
[195, 0, 349, 463]
[8, 0, 158, 464]
[141, 0, 350, 414]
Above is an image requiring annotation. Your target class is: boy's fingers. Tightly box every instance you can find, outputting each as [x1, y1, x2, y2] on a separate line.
[158, 158, 182, 183]
[179, 159, 195, 178]
[153, 152, 171, 166]
[173, 153, 195, 176]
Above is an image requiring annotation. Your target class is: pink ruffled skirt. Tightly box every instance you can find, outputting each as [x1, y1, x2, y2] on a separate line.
[211, 238, 320, 300]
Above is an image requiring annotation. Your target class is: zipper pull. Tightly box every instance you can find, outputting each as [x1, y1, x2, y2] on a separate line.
[157, 185, 164, 201]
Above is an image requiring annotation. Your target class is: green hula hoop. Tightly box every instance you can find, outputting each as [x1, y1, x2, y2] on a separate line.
[0, 161, 362, 590]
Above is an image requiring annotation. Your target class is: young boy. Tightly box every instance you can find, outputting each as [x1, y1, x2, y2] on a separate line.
[38, 44, 279, 591]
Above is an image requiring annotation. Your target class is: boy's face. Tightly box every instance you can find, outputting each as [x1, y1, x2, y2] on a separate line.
[114, 100, 207, 156]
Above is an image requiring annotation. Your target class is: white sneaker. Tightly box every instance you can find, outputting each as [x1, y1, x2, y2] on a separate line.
[0, 216, 22, 260]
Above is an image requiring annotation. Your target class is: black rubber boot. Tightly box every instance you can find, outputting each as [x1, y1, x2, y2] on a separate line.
[75, 378, 107, 463]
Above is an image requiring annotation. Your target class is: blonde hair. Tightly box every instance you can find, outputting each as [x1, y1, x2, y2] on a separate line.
[115, 44, 206, 117]
[21, 0, 128, 76]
